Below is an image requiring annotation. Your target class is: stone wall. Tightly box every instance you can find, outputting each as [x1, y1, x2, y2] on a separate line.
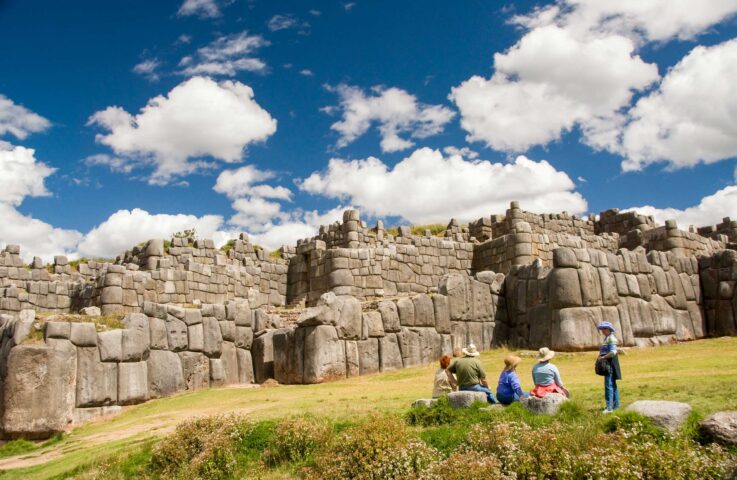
[500, 246, 704, 350]
[273, 271, 504, 384]
[699, 249, 737, 336]
[698, 217, 737, 243]
[0, 300, 258, 439]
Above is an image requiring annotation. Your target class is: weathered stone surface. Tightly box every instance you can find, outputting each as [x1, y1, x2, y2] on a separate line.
[252, 330, 275, 383]
[122, 313, 150, 346]
[432, 294, 451, 334]
[80, 306, 101, 316]
[179, 352, 209, 391]
[202, 316, 223, 357]
[336, 295, 362, 340]
[626, 400, 692, 432]
[183, 309, 202, 326]
[121, 329, 149, 361]
[97, 330, 123, 362]
[357, 338, 379, 375]
[345, 340, 360, 377]
[3, 342, 77, 439]
[220, 342, 239, 385]
[396, 328, 421, 368]
[101, 286, 123, 304]
[72, 406, 122, 427]
[209, 358, 226, 387]
[448, 391, 487, 408]
[379, 333, 403, 372]
[396, 297, 415, 327]
[548, 268, 583, 309]
[272, 328, 303, 384]
[70, 322, 97, 347]
[219, 320, 236, 342]
[166, 318, 188, 352]
[235, 326, 254, 349]
[522, 393, 568, 415]
[118, 361, 148, 405]
[412, 294, 435, 327]
[378, 300, 400, 333]
[302, 325, 346, 383]
[146, 350, 184, 398]
[236, 348, 255, 384]
[45, 321, 71, 340]
[699, 411, 737, 445]
[551, 307, 601, 351]
[362, 311, 384, 337]
[76, 347, 117, 407]
[149, 317, 168, 350]
[440, 273, 468, 321]
[553, 248, 579, 268]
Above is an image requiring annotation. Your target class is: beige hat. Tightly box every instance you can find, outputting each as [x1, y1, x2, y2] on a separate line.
[462, 344, 480, 357]
[537, 347, 555, 362]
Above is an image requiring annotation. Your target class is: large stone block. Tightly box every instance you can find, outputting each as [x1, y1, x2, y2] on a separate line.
[149, 317, 168, 350]
[416, 327, 442, 364]
[440, 273, 469, 320]
[551, 307, 601, 351]
[101, 286, 123, 305]
[548, 268, 583, 309]
[396, 328, 421, 368]
[121, 329, 149, 361]
[236, 348, 255, 384]
[45, 321, 71, 340]
[379, 333, 403, 372]
[626, 400, 692, 433]
[357, 338, 379, 375]
[553, 248, 579, 268]
[396, 297, 415, 327]
[432, 294, 451, 334]
[76, 347, 117, 407]
[209, 358, 227, 387]
[412, 294, 435, 327]
[147, 350, 185, 398]
[179, 352, 209, 391]
[3, 342, 77, 439]
[220, 342, 239, 385]
[699, 411, 737, 446]
[302, 325, 346, 384]
[97, 330, 123, 362]
[118, 361, 148, 405]
[448, 391, 487, 408]
[362, 311, 384, 337]
[345, 340, 360, 377]
[273, 328, 304, 384]
[70, 322, 97, 347]
[252, 330, 275, 383]
[378, 300, 400, 333]
[235, 326, 254, 349]
[203, 316, 223, 357]
[122, 314, 150, 347]
[578, 264, 602, 307]
[166, 318, 189, 352]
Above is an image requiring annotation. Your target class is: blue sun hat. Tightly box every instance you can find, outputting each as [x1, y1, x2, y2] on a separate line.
[597, 321, 615, 332]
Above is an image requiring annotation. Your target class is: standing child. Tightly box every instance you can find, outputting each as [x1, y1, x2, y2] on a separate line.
[598, 321, 622, 413]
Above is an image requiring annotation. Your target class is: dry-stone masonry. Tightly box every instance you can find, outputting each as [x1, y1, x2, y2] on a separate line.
[0, 202, 735, 437]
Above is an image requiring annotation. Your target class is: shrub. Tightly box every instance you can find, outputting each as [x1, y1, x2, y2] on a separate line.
[420, 447, 509, 480]
[602, 410, 669, 443]
[405, 396, 458, 426]
[369, 440, 440, 479]
[312, 414, 410, 479]
[262, 416, 332, 467]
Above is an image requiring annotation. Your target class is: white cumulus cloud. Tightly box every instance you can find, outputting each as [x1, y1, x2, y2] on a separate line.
[325, 84, 455, 153]
[88, 76, 276, 185]
[132, 58, 161, 81]
[0, 143, 55, 206]
[625, 185, 737, 229]
[299, 147, 587, 224]
[613, 38, 737, 171]
[177, 0, 220, 18]
[0, 95, 51, 140]
[179, 32, 269, 77]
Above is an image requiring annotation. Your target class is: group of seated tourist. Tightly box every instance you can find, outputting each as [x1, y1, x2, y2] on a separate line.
[433, 322, 619, 412]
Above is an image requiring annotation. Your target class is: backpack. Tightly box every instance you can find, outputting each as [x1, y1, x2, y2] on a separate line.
[595, 357, 611, 376]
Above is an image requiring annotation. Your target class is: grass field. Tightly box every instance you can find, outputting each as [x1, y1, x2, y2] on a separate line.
[1, 337, 736, 479]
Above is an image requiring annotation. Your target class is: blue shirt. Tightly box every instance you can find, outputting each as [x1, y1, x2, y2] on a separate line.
[532, 362, 564, 387]
[497, 369, 524, 399]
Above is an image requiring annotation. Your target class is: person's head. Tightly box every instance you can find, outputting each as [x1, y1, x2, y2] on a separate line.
[503, 354, 521, 372]
[597, 321, 615, 336]
[439, 355, 452, 369]
[462, 344, 480, 357]
[452, 347, 463, 358]
[537, 347, 555, 363]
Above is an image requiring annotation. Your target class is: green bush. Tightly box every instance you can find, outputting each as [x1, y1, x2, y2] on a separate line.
[602, 410, 668, 442]
[262, 416, 332, 467]
[420, 447, 509, 480]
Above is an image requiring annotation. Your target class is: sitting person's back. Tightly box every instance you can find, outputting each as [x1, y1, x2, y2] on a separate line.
[496, 354, 527, 404]
[432, 355, 457, 398]
[530, 347, 569, 398]
[447, 344, 496, 403]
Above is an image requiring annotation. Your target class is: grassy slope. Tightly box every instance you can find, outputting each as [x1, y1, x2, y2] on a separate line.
[2, 337, 737, 479]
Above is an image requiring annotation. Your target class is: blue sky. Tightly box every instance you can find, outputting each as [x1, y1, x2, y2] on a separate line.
[1, 0, 737, 260]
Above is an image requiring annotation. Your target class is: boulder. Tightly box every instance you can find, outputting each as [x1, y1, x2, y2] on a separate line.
[378, 300, 401, 333]
[45, 321, 71, 340]
[147, 350, 185, 398]
[2, 342, 77, 439]
[76, 347, 117, 407]
[80, 306, 101, 316]
[302, 325, 346, 383]
[378, 333, 403, 372]
[202, 316, 223, 357]
[178, 352, 210, 391]
[699, 411, 737, 445]
[521, 393, 568, 415]
[118, 361, 148, 405]
[448, 391, 487, 408]
[412, 399, 438, 408]
[625, 400, 692, 432]
[70, 322, 97, 347]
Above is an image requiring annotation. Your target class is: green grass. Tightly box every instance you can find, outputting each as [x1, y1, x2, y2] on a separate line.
[1, 337, 736, 479]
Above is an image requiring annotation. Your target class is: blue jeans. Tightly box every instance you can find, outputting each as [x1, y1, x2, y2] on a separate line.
[460, 384, 497, 404]
[604, 372, 619, 410]
[497, 392, 519, 405]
